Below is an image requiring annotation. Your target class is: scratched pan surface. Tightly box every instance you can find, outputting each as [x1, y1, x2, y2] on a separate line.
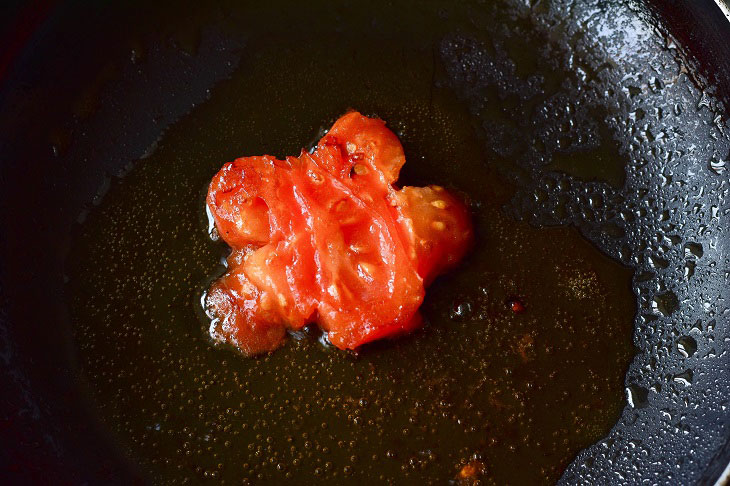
[0, 1, 729, 484]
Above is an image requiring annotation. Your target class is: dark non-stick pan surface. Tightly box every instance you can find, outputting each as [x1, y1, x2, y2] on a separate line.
[1, 1, 729, 484]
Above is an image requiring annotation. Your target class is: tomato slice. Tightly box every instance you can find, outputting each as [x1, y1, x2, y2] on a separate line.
[392, 185, 474, 285]
[319, 111, 406, 184]
[206, 111, 472, 355]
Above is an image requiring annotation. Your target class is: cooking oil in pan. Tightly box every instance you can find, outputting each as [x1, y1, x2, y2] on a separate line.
[66, 7, 638, 486]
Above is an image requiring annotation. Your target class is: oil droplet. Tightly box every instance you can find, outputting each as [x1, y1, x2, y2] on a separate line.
[450, 301, 472, 320]
[683, 242, 703, 259]
[676, 336, 697, 358]
[648, 255, 668, 269]
[708, 157, 727, 175]
[626, 385, 649, 408]
[652, 291, 679, 316]
[673, 369, 693, 386]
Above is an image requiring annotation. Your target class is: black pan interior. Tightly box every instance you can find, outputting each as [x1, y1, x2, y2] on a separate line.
[1, 0, 729, 484]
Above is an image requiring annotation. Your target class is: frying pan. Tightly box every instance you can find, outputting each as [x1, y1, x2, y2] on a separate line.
[1, 0, 729, 484]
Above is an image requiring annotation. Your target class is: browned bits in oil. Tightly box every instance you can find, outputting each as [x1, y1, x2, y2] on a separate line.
[458, 459, 485, 482]
[509, 297, 526, 314]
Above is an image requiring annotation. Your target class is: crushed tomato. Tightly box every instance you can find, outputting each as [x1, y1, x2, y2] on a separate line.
[205, 111, 473, 355]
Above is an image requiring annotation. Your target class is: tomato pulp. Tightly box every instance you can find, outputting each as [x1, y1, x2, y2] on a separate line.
[206, 112, 473, 355]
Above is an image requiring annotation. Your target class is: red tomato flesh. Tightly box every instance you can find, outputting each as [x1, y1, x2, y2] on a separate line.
[206, 111, 472, 354]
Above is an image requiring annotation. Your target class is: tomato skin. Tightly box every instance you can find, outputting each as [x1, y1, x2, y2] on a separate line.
[206, 111, 472, 354]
